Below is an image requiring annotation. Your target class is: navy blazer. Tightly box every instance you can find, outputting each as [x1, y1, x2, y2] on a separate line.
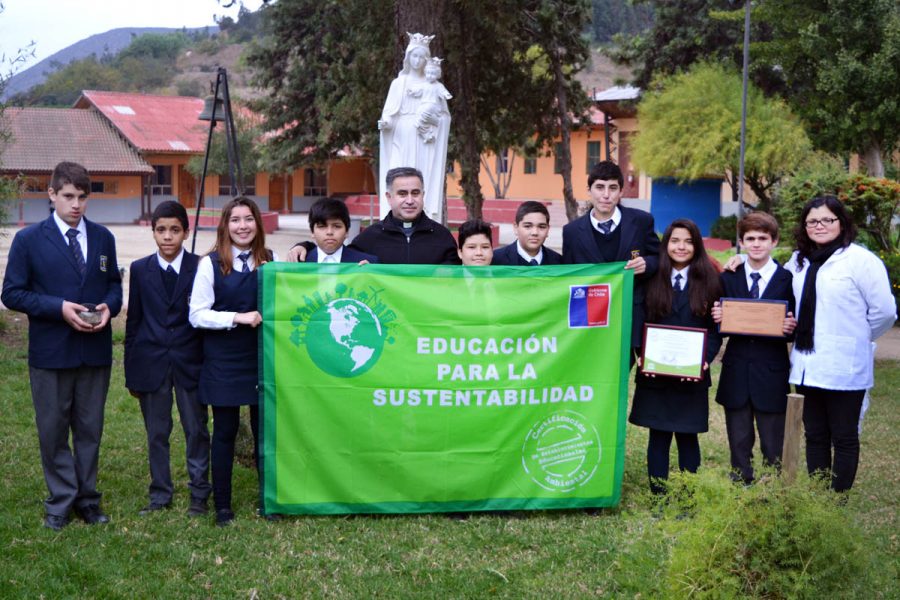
[124, 251, 203, 393]
[491, 243, 562, 266]
[306, 246, 379, 264]
[715, 263, 795, 413]
[630, 284, 722, 434]
[562, 206, 660, 346]
[2, 215, 122, 369]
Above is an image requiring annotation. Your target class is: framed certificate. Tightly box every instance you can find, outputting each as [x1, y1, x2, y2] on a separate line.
[719, 298, 788, 337]
[640, 324, 707, 380]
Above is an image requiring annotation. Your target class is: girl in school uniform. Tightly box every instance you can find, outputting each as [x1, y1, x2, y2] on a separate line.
[630, 218, 722, 494]
[189, 197, 276, 526]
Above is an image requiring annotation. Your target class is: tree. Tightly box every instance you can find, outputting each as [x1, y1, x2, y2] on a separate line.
[247, 0, 590, 220]
[754, 0, 900, 177]
[185, 113, 263, 189]
[0, 7, 34, 226]
[632, 62, 811, 212]
[607, 1, 900, 178]
[605, 1, 751, 89]
[591, 0, 654, 44]
[523, 0, 591, 222]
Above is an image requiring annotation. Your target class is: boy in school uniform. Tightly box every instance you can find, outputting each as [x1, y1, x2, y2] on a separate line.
[491, 201, 562, 266]
[124, 201, 211, 516]
[2, 161, 122, 530]
[457, 219, 495, 266]
[712, 212, 797, 484]
[562, 160, 660, 354]
[305, 197, 378, 264]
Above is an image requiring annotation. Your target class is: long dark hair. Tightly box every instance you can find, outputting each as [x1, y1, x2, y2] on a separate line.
[212, 197, 270, 275]
[646, 218, 721, 321]
[793, 195, 856, 270]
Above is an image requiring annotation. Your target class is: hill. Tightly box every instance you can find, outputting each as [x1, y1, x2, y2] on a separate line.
[2, 26, 218, 101]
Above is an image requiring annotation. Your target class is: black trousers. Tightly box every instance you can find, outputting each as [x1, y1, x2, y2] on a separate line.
[646, 428, 700, 494]
[210, 405, 259, 511]
[138, 369, 210, 504]
[724, 405, 785, 483]
[797, 385, 865, 492]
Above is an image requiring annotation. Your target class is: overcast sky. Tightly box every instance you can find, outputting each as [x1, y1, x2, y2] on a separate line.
[0, 0, 265, 72]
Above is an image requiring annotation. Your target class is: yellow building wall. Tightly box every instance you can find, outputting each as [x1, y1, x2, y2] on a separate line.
[445, 126, 645, 201]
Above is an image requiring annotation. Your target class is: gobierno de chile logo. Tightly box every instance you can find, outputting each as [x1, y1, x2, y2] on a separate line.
[290, 283, 396, 378]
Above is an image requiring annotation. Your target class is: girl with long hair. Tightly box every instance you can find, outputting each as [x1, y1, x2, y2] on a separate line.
[630, 219, 722, 494]
[189, 197, 276, 525]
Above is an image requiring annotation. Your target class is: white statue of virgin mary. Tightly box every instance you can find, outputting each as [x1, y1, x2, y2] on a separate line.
[377, 33, 452, 221]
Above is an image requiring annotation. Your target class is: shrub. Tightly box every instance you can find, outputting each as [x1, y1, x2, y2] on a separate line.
[655, 470, 883, 598]
[878, 250, 900, 317]
[710, 215, 737, 243]
[775, 157, 900, 252]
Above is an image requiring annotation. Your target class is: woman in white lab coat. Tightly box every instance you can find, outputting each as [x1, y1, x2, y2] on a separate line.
[786, 195, 896, 492]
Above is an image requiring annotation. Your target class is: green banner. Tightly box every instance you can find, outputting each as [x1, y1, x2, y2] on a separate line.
[260, 263, 633, 515]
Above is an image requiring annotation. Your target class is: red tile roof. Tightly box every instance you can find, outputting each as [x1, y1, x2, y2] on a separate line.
[76, 90, 208, 153]
[0, 107, 153, 174]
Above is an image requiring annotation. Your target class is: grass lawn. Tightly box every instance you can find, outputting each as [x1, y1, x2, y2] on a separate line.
[0, 313, 896, 598]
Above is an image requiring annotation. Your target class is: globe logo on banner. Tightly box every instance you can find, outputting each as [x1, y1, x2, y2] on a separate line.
[305, 298, 386, 377]
[568, 284, 611, 328]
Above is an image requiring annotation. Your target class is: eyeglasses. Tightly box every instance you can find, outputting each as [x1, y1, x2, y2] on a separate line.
[804, 217, 839, 229]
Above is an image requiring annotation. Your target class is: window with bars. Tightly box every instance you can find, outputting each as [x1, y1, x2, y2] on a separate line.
[218, 173, 256, 196]
[587, 141, 602, 172]
[149, 165, 173, 196]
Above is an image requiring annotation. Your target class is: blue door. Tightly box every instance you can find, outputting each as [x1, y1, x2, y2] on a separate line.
[649, 178, 722, 236]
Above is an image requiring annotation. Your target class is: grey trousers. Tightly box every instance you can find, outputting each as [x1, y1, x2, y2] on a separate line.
[30, 365, 110, 517]
[138, 369, 211, 504]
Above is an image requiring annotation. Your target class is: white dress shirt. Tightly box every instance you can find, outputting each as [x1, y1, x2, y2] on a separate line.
[744, 256, 776, 298]
[589, 206, 622, 233]
[671, 265, 690, 289]
[787, 244, 896, 390]
[156, 248, 185, 273]
[317, 245, 343, 263]
[189, 246, 278, 330]
[516, 241, 543, 265]
[53, 211, 87, 258]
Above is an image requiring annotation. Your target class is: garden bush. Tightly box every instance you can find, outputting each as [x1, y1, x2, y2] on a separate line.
[652, 470, 883, 599]
[710, 215, 737, 244]
[774, 157, 899, 253]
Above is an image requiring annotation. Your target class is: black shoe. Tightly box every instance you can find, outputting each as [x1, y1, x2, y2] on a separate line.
[188, 497, 209, 517]
[43, 514, 69, 531]
[75, 504, 110, 525]
[215, 508, 235, 527]
[138, 501, 171, 516]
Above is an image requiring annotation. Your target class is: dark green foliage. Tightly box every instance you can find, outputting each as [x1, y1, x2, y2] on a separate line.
[246, 1, 394, 173]
[604, 1, 771, 91]
[656, 470, 883, 598]
[710, 215, 736, 243]
[591, 0, 654, 44]
[607, 0, 900, 177]
[774, 157, 900, 253]
[754, 0, 900, 176]
[247, 0, 590, 219]
[185, 114, 263, 181]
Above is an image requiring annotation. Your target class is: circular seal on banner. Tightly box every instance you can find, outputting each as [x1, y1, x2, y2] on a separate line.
[522, 411, 601, 492]
[305, 298, 386, 378]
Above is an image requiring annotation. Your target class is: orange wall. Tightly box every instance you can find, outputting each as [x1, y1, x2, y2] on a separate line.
[328, 159, 376, 195]
[18, 173, 144, 199]
[446, 127, 625, 201]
